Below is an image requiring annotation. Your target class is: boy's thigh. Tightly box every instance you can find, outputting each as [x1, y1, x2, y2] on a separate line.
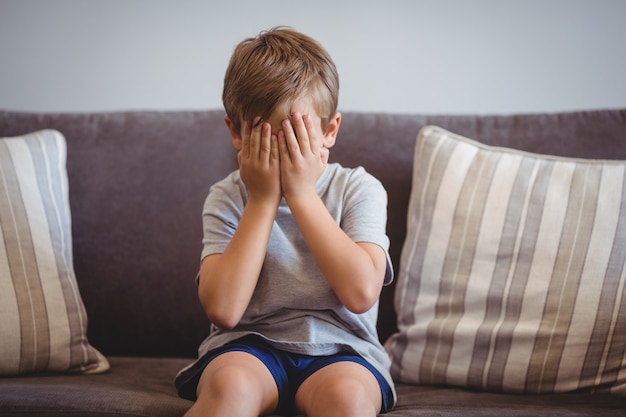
[293, 360, 382, 415]
[197, 351, 280, 414]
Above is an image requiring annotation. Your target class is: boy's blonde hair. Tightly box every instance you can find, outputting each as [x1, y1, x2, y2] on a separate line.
[222, 27, 339, 134]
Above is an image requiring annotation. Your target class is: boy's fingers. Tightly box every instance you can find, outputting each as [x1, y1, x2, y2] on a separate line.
[270, 134, 279, 162]
[242, 121, 251, 159]
[319, 146, 329, 164]
[277, 130, 292, 161]
[291, 112, 311, 153]
[281, 119, 301, 158]
[302, 114, 328, 154]
[249, 119, 262, 157]
[277, 130, 286, 154]
[259, 122, 272, 160]
[237, 150, 243, 167]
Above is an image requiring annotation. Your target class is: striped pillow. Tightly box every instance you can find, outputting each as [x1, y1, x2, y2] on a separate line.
[386, 126, 626, 395]
[0, 130, 109, 375]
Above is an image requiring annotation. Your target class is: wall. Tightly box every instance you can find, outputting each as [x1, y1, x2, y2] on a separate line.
[1, 0, 625, 114]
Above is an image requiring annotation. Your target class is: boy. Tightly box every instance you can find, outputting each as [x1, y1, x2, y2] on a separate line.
[175, 27, 395, 417]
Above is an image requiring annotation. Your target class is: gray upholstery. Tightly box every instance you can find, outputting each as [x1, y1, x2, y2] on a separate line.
[0, 357, 192, 417]
[1, 109, 625, 416]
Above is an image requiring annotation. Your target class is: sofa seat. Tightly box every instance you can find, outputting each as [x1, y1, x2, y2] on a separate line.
[0, 357, 192, 417]
[1, 357, 624, 417]
[390, 384, 626, 416]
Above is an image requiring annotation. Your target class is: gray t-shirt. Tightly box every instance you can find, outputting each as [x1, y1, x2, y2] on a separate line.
[189, 163, 395, 401]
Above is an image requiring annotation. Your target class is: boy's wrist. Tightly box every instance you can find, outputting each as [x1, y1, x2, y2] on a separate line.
[283, 190, 320, 213]
[245, 195, 281, 215]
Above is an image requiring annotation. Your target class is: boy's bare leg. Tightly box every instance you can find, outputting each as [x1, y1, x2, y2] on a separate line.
[294, 361, 382, 417]
[184, 351, 279, 417]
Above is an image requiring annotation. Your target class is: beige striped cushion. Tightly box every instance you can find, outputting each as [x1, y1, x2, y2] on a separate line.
[0, 130, 109, 375]
[386, 126, 626, 395]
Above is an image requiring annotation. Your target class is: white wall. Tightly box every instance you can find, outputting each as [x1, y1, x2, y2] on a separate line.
[1, 0, 625, 114]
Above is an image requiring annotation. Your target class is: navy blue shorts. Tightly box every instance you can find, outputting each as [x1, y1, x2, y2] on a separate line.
[176, 335, 392, 415]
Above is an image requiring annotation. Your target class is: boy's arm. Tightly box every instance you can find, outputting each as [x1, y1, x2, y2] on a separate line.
[198, 121, 280, 329]
[278, 114, 387, 314]
[287, 196, 387, 313]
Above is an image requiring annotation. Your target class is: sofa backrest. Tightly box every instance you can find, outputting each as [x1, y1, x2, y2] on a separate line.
[1, 109, 625, 357]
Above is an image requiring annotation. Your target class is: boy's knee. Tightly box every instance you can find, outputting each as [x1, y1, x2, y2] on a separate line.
[329, 377, 376, 407]
[198, 364, 252, 400]
[299, 376, 379, 417]
[194, 352, 280, 415]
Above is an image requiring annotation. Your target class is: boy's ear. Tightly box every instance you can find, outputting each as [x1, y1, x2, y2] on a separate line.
[224, 115, 243, 150]
[322, 111, 341, 148]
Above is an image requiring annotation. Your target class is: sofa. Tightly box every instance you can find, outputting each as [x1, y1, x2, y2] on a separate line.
[1, 108, 625, 417]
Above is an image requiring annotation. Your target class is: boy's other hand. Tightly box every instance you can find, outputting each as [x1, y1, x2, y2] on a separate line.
[278, 112, 326, 202]
[238, 118, 281, 207]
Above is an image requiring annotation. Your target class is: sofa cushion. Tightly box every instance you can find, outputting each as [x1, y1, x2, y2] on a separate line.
[1, 357, 625, 417]
[0, 130, 108, 375]
[387, 383, 626, 416]
[0, 357, 192, 417]
[386, 126, 626, 395]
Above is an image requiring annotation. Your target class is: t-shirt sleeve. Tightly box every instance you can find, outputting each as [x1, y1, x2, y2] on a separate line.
[194, 174, 245, 286]
[341, 168, 394, 285]
[200, 173, 245, 261]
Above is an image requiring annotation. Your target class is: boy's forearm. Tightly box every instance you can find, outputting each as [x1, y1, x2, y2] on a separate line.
[286, 194, 386, 314]
[198, 199, 278, 328]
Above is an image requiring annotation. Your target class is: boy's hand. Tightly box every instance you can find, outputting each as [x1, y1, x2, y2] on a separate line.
[278, 112, 326, 202]
[238, 118, 281, 206]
